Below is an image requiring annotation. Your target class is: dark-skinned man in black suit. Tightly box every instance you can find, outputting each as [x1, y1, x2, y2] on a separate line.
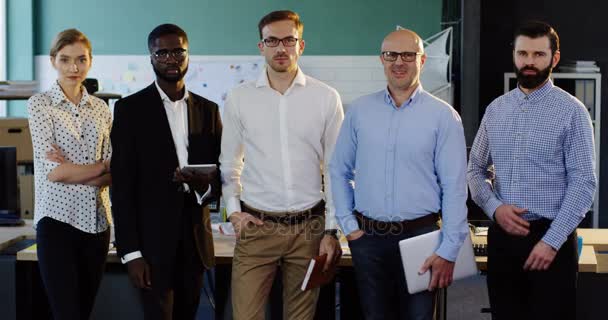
[111, 24, 222, 320]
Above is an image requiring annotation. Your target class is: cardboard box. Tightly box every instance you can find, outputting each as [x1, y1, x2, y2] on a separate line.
[18, 174, 34, 219]
[0, 118, 33, 163]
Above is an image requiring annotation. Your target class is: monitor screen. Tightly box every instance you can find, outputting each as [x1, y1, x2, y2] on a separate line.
[0, 146, 20, 217]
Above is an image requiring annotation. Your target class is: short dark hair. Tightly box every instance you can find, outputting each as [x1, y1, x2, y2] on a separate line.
[147, 24, 189, 52]
[258, 10, 303, 39]
[513, 20, 560, 55]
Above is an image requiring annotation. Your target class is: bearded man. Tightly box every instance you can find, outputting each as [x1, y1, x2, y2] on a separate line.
[467, 21, 596, 320]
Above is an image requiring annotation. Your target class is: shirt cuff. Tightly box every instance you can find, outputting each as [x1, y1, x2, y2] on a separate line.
[121, 251, 142, 264]
[435, 238, 459, 262]
[225, 196, 242, 218]
[541, 227, 567, 251]
[337, 213, 360, 237]
[194, 185, 212, 205]
[482, 197, 504, 221]
[324, 209, 338, 230]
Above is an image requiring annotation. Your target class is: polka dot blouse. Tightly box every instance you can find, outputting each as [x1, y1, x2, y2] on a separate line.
[27, 81, 112, 234]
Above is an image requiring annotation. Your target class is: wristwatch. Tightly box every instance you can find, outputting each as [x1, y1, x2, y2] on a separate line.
[323, 229, 339, 239]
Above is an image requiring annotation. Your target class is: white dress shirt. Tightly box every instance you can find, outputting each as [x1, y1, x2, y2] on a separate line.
[28, 81, 112, 234]
[220, 67, 344, 229]
[156, 81, 190, 177]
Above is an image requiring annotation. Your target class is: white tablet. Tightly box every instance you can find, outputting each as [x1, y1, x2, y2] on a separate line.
[399, 230, 478, 294]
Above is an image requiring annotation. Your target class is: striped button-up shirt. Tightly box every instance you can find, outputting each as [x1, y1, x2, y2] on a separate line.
[467, 80, 596, 250]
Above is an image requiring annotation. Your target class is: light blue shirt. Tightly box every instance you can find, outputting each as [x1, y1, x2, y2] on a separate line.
[467, 80, 596, 250]
[330, 86, 469, 261]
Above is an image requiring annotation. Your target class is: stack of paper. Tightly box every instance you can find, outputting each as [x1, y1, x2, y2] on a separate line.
[559, 60, 600, 73]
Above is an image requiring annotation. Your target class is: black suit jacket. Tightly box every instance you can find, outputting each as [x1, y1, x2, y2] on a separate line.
[110, 83, 221, 288]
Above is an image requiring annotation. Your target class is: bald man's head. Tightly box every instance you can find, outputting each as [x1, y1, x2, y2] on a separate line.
[381, 29, 424, 54]
[380, 29, 426, 94]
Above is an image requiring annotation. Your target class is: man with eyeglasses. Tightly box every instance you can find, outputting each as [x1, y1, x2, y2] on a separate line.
[220, 10, 344, 320]
[330, 29, 469, 320]
[111, 23, 222, 320]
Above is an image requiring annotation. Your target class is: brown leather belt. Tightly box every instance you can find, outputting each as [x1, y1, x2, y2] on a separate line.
[354, 211, 439, 235]
[241, 200, 325, 225]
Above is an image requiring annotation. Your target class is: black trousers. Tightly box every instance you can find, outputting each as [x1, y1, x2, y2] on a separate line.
[487, 219, 578, 320]
[36, 217, 111, 320]
[139, 193, 204, 320]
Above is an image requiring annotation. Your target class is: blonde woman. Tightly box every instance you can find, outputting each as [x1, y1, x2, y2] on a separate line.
[28, 28, 112, 320]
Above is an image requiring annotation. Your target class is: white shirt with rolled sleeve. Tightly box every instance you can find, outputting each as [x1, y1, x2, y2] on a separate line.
[220, 67, 344, 230]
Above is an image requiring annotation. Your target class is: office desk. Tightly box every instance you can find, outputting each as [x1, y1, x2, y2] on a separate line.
[0, 220, 34, 252]
[577, 228, 608, 274]
[7, 226, 605, 320]
[577, 228, 608, 251]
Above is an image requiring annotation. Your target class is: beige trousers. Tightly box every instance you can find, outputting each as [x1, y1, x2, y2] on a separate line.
[231, 215, 325, 320]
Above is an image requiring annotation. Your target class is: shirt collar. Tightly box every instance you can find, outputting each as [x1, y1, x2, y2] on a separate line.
[49, 81, 92, 108]
[255, 65, 307, 89]
[383, 84, 423, 109]
[154, 80, 189, 103]
[514, 79, 554, 103]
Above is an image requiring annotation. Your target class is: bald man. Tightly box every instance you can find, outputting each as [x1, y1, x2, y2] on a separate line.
[329, 29, 469, 319]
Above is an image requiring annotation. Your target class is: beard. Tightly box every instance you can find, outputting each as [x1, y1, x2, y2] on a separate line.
[153, 64, 188, 83]
[515, 63, 552, 89]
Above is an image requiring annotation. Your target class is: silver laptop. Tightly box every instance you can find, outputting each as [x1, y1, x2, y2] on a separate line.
[399, 230, 477, 294]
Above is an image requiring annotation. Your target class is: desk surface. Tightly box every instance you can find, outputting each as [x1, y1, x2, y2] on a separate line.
[0, 220, 35, 252]
[8, 224, 600, 273]
[577, 228, 608, 251]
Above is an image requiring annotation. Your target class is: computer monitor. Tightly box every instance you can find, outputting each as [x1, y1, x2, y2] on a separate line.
[0, 146, 23, 225]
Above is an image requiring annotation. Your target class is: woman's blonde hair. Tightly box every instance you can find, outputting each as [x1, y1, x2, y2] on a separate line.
[49, 28, 92, 58]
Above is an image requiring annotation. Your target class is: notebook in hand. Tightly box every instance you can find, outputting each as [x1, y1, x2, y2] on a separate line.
[399, 230, 478, 294]
[301, 254, 337, 291]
